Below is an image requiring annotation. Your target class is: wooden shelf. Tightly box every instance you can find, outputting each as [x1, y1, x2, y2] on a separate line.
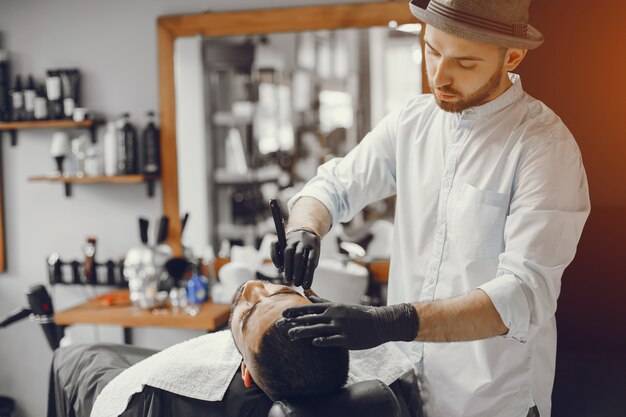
[0, 119, 94, 130]
[0, 119, 101, 146]
[29, 174, 159, 197]
[29, 174, 155, 184]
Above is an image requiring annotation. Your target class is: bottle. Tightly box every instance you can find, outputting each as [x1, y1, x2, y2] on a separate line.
[0, 49, 10, 122]
[85, 146, 102, 177]
[187, 266, 209, 305]
[83, 236, 97, 285]
[103, 121, 118, 176]
[70, 135, 88, 177]
[141, 111, 160, 175]
[33, 84, 48, 120]
[23, 75, 36, 121]
[45, 70, 63, 120]
[120, 113, 139, 174]
[10, 75, 23, 121]
[60, 69, 80, 119]
[116, 117, 127, 174]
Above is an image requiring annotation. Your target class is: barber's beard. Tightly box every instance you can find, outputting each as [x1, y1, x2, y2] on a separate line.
[430, 67, 505, 113]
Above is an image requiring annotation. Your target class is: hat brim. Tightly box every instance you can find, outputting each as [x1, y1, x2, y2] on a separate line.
[409, 3, 544, 50]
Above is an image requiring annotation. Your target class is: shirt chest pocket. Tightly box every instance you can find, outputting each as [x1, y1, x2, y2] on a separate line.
[449, 183, 508, 259]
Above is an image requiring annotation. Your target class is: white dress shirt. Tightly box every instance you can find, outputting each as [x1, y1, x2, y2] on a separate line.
[289, 73, 590, 417]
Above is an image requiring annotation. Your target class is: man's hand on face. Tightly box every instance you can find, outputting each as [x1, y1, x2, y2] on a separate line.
[270, 228, 321, 290]
[278, 295, 420, 350]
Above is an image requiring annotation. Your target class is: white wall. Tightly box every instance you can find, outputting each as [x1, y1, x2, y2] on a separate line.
[0, 1, 373, 416]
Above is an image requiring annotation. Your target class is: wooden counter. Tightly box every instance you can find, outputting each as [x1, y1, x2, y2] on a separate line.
[54, 290, 231, 332]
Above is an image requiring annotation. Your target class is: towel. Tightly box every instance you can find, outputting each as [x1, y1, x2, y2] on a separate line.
[91, 331, 415, 417]
[91, 330, 242, 417]
[347, 341, 415, 386]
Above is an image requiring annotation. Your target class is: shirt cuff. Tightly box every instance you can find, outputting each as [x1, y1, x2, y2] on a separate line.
[478, 273, 530, 343]
[287, 186, 340, 226]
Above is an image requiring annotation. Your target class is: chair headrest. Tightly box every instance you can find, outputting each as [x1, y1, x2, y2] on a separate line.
[268, 379, 401, 417]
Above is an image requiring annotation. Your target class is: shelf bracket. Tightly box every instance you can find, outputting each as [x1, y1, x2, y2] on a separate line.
[64, 183, 72, 197]
[9, 130, 17, 146]
[146, 178, 156, 198]
[89, 123, 97, 144]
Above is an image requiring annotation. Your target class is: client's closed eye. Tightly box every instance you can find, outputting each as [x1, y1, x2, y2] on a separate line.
[239, 308, 252, 322]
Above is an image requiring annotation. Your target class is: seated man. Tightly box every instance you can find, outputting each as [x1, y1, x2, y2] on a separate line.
[52, 281, 418, 417]
[229, 280, 350, 400]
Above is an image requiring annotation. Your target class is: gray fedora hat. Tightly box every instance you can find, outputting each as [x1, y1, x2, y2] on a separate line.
[409, 0, 544, 49]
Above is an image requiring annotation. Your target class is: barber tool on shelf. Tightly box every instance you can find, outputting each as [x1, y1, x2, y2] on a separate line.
[46, 236, 127, 287]
[83, 236, 97, 285]
[124, 215, 175, 309]
[46, 254, 126, 287]
[125, 217, 159, 309]
[164, 257, 191, 312]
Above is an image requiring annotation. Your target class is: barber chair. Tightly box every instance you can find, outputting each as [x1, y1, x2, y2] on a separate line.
[49, 342, 417, 417]
[269, 379, 403, 417]
[2, 286, 416, 417]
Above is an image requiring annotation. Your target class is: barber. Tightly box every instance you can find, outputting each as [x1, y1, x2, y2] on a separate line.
[271, 1, 590, 416]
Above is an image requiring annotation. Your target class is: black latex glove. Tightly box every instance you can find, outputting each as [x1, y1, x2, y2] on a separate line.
[270, 228, 320, 289]
[278, 297, 419, 350]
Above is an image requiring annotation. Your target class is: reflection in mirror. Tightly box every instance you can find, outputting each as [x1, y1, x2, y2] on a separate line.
[175, 23, 423, 255]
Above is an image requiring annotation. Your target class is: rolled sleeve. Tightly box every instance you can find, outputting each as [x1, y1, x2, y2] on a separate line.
[479, 273, 531, 342]
[287, 165, 346, 225]
[484, 138, 590, 342]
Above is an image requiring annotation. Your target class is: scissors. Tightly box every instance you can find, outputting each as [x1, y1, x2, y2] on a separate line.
[269, 199, 317, 298]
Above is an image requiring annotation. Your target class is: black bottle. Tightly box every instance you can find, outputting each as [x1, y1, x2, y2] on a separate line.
[141, 111, 160, 175]
[0, 49, 9, 122]
[23, 75, 36, 121]
[10, 75, 23, 121]
[118, 113, 139, 174]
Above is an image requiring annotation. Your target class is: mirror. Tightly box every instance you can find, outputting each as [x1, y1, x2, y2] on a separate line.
[158, 2, 424, 255]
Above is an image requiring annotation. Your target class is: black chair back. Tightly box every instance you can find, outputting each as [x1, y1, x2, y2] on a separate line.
[268, 379, 401, 417]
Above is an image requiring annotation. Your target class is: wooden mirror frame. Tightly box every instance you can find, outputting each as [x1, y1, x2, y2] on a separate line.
[0, 144, 5, 272]
[157, 1, 421, 253]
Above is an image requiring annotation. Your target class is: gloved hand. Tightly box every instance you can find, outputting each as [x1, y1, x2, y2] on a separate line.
[270, 228, 320, 289]
[278, 296, 419, 350]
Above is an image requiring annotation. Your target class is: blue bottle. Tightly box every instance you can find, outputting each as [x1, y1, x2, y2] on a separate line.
[187, 270, 209, 304]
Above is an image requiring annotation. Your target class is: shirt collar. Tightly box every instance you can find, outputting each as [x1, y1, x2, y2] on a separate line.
[458, 73, 524, 119]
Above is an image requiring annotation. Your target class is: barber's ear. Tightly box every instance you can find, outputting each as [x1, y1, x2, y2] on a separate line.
[241, 362, 253, 389]
[504, 48, 527, 71]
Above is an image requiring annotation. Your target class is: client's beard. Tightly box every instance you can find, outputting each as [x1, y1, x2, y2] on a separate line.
[430, 67, 505, 113]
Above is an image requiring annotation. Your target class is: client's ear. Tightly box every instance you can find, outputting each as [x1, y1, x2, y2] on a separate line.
[241, 361, 254, 388]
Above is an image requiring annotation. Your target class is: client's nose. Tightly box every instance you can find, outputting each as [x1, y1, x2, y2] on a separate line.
[241, 281, 269, 303]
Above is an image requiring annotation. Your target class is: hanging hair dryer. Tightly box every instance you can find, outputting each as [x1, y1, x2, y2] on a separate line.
[0, 285, 63, 350]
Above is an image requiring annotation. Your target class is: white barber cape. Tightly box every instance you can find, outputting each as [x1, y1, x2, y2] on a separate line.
[91, 330, 414, 417]
[290, 73, 590, 417]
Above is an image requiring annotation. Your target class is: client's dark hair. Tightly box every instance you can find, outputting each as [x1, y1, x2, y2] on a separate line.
[253, 322, 349, 400]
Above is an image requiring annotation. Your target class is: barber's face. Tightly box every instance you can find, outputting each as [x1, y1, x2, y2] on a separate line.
[230, 281, 311, 360]
[424, 25, 509, 113]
